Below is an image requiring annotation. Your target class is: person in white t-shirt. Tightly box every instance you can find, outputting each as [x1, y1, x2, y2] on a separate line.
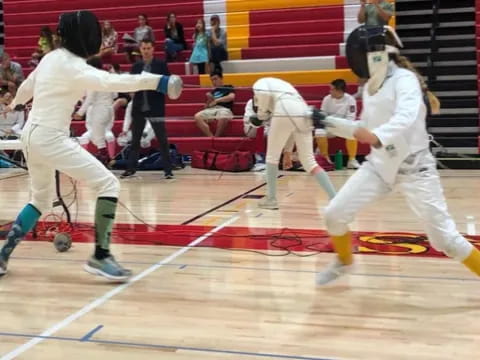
[316, 79, 360, 169]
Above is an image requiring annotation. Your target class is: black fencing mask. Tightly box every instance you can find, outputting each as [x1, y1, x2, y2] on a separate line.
[57, 10, 101, 59]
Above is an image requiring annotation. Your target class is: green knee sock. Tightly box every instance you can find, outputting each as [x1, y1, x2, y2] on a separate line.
[1, 204, 41, 261]
[94, 197, 118, 260]
[314, 169, 336, 199]
[266, 163, 279, 200]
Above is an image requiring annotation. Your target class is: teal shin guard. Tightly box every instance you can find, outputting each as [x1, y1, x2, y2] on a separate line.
[266, 163, 279, 200]
[1, 204, 41, 261]
[314, 170, 336, 199]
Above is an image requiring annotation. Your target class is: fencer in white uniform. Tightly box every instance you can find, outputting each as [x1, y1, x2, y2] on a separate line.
[117, 100, 155, 149]
[75, 57, 117, 163]
[0, 11, 183, 281]
[316, 25, 480, 284]
[248, 77, 336, 210]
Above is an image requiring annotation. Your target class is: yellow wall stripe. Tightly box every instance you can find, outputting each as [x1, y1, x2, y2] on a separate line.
[199, 69, 357, 87]
[229, 37, 249, 49]
[227, 48, 242, 61]
[226, 0, 343, 13]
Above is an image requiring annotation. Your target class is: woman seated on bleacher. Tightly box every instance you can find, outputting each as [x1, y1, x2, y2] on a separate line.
[0, 91, 24, 139]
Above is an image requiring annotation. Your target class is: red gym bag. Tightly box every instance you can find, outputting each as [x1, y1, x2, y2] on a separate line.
[191, 150, 254, 172]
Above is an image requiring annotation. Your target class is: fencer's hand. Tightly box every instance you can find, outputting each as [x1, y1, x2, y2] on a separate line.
[156, 75, 183, 100]
[353, 127, 381, 147]
[311, 107, 327, 129]
[249, 115, 263, 128]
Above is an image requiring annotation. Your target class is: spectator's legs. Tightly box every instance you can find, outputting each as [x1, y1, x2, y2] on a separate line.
[165, 39, 185, 62]
[195, 110, 214, 137]
[197, 63, 206, 74]
[147, 117, 173, 176]
[315, 134, 331, 163]
[126, 112, 147, 171]
[214, 108, 233, 137]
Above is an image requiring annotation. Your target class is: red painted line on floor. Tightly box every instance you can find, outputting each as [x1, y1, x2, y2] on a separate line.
[24, 221, 480, 259]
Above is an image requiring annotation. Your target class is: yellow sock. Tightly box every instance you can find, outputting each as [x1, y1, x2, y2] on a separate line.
[462, 247, 480, 276]
[332, 232, 353, 265]
[346, 139, 358, 161]
[316, 136, 329, 158]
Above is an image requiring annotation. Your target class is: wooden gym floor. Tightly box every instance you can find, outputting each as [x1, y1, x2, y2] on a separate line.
[0, 167, 479, 360]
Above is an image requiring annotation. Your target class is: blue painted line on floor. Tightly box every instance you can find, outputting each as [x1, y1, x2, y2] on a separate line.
[0, 331, 333, 360]
[80, 325, 103, 342]
[286, 193, 294, 197]
[255, 213, 263, 218]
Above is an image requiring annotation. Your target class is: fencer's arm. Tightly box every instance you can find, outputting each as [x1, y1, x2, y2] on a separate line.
[76, 91, 94, 117]
[10, 67, 38, 108]
[75, 64, 162, 93]
[323, 116, 363, 140]
[253, 92, 273, 121]
[371, 73, 422, 146]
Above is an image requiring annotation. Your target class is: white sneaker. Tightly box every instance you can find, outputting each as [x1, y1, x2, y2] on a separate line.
[347, 159, 360, 169]
[252, 163, 266, 172]
[258, 197, 279, 210]
[316, 258, 352, 285]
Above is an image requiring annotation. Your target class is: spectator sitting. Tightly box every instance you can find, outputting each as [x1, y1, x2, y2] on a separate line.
[207, 15, 228, 73]
[316, 79, 360, 169]
[0, 53, 25, 95]
[195, 69, 235, 137]
[123, 14, 155, 63]
[0, 91, 25, 138]
[30, 26, 56, 67]
[100, 20, 118, 60]
[358, 0, 394, 26]
[164, 12, 186, 62]
[189, 18, 209, 74]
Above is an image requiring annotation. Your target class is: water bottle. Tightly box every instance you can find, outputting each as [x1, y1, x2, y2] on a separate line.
[334, 150, 343, 170]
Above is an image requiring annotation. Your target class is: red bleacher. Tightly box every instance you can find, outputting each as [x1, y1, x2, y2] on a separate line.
[3, 0, 366, 156]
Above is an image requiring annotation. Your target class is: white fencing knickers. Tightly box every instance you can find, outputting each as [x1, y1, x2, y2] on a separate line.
[22, 122, 120, 213]
[324, 151, 473, 261]
[78, 104, 115, 148]
[265, 97, 317, 172]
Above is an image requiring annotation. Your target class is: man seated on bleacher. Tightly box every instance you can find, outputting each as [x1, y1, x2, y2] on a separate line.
[0, 53, 25, 96]
[315, 79, 360, 169]
[0, 91, 24, 138]
[194, 69, 235, 137]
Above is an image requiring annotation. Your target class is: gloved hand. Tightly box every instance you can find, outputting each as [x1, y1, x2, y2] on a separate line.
[157, 75, 183, 100]
[249, 115, 264, 128]
[310, 107, 327, 129]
